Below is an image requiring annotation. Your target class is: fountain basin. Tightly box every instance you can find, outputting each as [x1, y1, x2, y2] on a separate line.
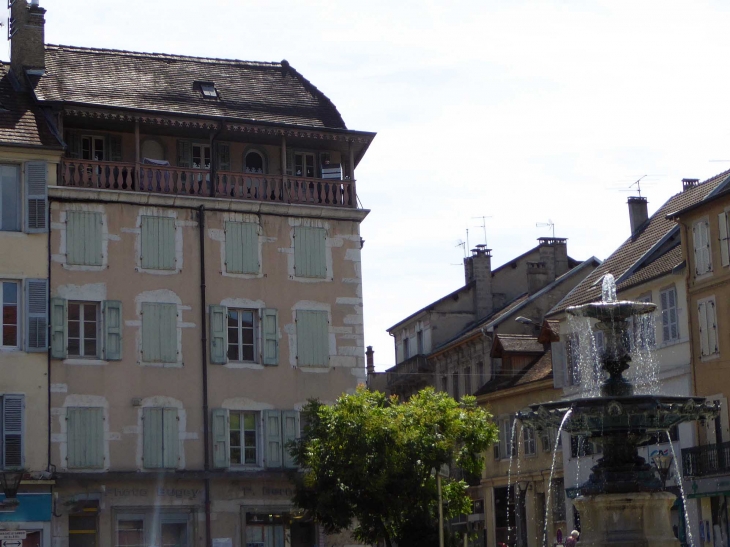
[567, 300, 657, 321]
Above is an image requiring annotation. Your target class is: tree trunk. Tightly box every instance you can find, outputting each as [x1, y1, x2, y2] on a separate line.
[381, 519, 393, 547]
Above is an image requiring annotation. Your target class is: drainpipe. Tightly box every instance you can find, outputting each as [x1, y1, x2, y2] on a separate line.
[198, 204, 212, 547]
[47, 197, 52, 472]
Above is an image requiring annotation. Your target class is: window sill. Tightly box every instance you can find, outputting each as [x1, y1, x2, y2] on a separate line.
[224, 362, 264, 370]
[63, 358, 108, 366]
[140, 361, 183, 368]
[655, 337, 686, 350]
[297, 366, 330, 373]
[701, 354, 721, 363]
[0, 347, 21, 352]
[228, 465, 264, 472]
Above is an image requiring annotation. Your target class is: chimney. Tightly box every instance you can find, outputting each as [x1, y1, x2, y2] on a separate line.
[682, 178, 700, 192]
[527, 262, 550, 294]
[537, 237, 569, 281]
[464, 245, 493, 319]
[627, 196, 648, 236]
[366, 346, 374, 375]
[10, 0, 46, 82]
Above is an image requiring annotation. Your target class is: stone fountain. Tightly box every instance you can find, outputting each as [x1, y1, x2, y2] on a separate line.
[518, 275, 719, 547]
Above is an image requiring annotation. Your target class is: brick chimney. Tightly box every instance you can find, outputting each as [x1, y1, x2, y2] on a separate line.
[10, 0, 46, 82]
[537, 237, 569, 281]
[527, 261, 550, 294]
[627, 196, 648, 236]
[464, 245, 493, 319]
[365, 346, 374, 375]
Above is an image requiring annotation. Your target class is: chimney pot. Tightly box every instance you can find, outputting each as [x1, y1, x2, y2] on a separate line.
[365, 346, 375, 375]
[682, 178, 700, 191]
[10, 0, 46, 83]
[628, 196, 648, 236]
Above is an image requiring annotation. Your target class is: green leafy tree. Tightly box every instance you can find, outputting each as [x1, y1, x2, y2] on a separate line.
[289, 386, 498, 547]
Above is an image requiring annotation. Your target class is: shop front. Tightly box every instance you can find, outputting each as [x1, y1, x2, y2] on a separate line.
[0, 492, 52, 547]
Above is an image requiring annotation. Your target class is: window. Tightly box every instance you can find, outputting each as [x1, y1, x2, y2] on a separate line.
[452, 371, 460, 401]
[141, 139, 164, 161]
[67, 302, 99, 358]
[496, 417, 515, 460]
[540, 429, 552, 453]
[631, 294, 655, 348]
[230, 410, 258, 465]
[143, 407, 179, 469]
[523, 426, 536, 456]
[141, 302, 177, 364]
[199, 82, 217, 98]
[402, 336, 410, 360]
[67, 407, 104, 469]
[0, 164, 19, 231]
[81, 136, 105, 161]
[417, 330, 424, 354]
[660, 286, 679, 343]
[192, 144, 211, 169]
[116, 513, 191, 547]
[245, 151, 265, 174]
[464, 366, 472, 396]
[0, 395, 24, 469]
[141, 216, 176, 271]
[293, 226, 326, 278]
[441, 375, 448, 393]
[294, 152, 315, 178]
[212, 409, 299, 469]
[66, 211, 103, 266]
[296, 310, 329, 367]
[25, 278, 48, 353]
[693, 219, 712, 276]
[720, 211, 730, 267]
[227, 309, 256, 362]
[1, 281, 18, 348]
[698, 296, 719, 358]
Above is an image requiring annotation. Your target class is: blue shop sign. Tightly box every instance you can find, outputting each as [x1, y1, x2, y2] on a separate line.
[0, 494, 51, 522]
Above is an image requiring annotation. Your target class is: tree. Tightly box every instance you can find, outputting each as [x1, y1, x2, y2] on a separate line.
[289, 386, 498, 547]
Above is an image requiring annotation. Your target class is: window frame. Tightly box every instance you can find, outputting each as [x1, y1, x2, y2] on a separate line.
[229, 410, 260, 467]
[191, 143, 211, 170]
[244, 150, 267, 174]
[81, 135, 106, 162]
[67, 301, 100, 359]
[227, 308, 258, 363]
[1, 280, 20, 350]
[293, 152, 316, 178]
[660, 285, 680, 344]
[523, 425, 536, 457]
[115, 511, 192, 547]
[0, 164, 20, 232]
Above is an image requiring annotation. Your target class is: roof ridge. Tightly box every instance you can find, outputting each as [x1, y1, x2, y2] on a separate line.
[44, 44, 282, 68]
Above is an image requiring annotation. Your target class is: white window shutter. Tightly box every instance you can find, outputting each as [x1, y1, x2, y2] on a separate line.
[698, 301, 709, 356]
[709, 300, 719, 355]
[264, 410, 282, 468]
[162, 408, 179, 469]
[693, 224, 701, 275]
[262, 308, 279, 365]
[209, 305, 227, 365]
[50, 297, 67, 359]
[143, 407, 163, 469]
[720, 212, 730, 267]
[551, 341, 566, 388]
[282, 410, 300, 468]
[24, 162, 47, 233]
[211, 408, 230, 469]
[703, 221, 712, 272]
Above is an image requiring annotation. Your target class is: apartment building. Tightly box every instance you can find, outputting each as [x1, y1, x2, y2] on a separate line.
[668, 187, 730, 547]
[0, 2, 375, 547]
[0, 41, 63, 543]
[547, 174, 730, 544]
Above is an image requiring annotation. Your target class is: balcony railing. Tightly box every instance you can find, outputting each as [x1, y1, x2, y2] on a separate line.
[59, 160, 358, 208]
[682, 441, 730, 478]
[386, 354, 432, 388]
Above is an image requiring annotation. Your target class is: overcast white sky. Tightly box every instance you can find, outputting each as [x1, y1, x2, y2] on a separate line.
[18, 0, 730, 370]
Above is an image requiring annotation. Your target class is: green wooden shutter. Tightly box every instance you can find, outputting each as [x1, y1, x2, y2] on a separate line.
[262, 308, 278, 366]
[143, 407, 163, 469]
[67, 407, 104, 469]
[3, 395, 24, 469]
[163, 408, 179, 469]
[225, 221, 259, 274]
[109, 135, 123, 162]
[176, 140, 192, 168]
[296, 310, 329, 367]
[212, 408, 230, 469]
[103, 300, 122, 361]
[0, 165, 19, 231]
[66, 211, 103, 266]
[50, 297, 67, 359]
[218, 143, 230, 171]
[141, 216, 176, 270]
[282, 410, 299, 468]
[25, 279, 47, 352]
[209, 305, 227, 364]
[264, 410, 282, 468]
[25, 162, 47, 233]
[294, 227, 326, 278]
[141, 302, 177, 363]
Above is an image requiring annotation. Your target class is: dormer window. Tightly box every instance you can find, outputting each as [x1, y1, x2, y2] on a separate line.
[198, 82, 218, 99]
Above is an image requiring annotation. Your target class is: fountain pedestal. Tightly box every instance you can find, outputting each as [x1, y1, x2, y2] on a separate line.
[573, 492, 679, 547]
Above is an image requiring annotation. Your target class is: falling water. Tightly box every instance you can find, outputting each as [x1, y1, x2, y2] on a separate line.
[602, 274, 617, 303]
[506, 417, 518, 545]
[667, 430, 694, 546]
[626, 312, 660, 395]
[567, 315, 604, 398]
[543, 409, 572, 547]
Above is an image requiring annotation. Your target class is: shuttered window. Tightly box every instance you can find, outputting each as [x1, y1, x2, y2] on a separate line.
[141, 303, 177, 363]
[225, 221, 259, 274]
[67, 407, 104, 469]
[141, 216, 176, 270]
[523, 426, 536, 456]
[660, 287, 679, 343]
[51, 299, 122, 361]
[142, 407, 179, 469]
[0, 165, 19, 232]
[296, 310, 329, 367]
[720, 212, 730, 268]
[2, 395, 24, 469]
[293, 227, 326, 278]
[212, 408, 230, 469]
[282, 410, 300, 468]
[693, 219, 712, 276]
[25, 279, 47, 352]
[25, 162, 47, 233]
[66, 211, 103, 266]
[698, 297, 719, 358]
[230, 411, 258, 465]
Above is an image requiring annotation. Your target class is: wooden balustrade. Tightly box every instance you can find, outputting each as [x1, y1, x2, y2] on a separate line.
[60, 161, 358, 208]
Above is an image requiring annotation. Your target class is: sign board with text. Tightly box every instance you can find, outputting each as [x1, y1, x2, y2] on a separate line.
[0, 531, 26, 540]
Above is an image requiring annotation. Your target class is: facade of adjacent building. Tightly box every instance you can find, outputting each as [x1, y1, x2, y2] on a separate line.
[668, 187, 730, 547]
[0, 2, 374, 547]
[547, 174, 730, 545]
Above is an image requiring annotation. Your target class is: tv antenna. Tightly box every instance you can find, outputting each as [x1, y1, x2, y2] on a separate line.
[455, 239, 466, 258]
[471, 215, 492, 246]
[629, 175, 647, 198]
[536, 219, 555, 238]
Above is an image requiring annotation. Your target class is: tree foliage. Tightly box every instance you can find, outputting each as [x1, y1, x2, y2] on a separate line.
[289, 386, 498, 547]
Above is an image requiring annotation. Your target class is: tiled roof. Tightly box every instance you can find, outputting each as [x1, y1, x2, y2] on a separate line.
[549, 171, 730, 315]
[475, 352, 553, 396]
[32, 45, 347, 129]
[618, 245, 684, 290]
[0, 64, 60, 148]
[491, 334, 544, 356]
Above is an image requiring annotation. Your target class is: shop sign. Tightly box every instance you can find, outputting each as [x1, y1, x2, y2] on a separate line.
[0, 532, 26, 541]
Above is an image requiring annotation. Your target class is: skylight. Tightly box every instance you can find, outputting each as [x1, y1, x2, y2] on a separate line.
[199, 82, 217, 99]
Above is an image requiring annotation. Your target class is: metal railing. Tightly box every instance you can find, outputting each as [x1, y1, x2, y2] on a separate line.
[682, 441, 730, 477]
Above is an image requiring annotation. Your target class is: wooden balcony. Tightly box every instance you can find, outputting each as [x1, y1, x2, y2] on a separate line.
[682, 441, 730, 478]
[386, 355, 433, 388]
[59, 160, 358, 208]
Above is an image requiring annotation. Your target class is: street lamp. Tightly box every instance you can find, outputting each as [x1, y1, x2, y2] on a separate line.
[0, 469, 25, 510]
[652, 454, 674, 489]
[515, 317, 540, 328]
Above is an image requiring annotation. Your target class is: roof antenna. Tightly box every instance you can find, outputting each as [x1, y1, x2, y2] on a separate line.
[629, 175, 647, 198]
[455, 239, 466, 258]
[471, 215, 492, 246]
[536, 219, 555, 238]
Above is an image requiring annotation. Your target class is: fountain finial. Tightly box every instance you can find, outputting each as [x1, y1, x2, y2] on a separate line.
[602, 273, 617, 303]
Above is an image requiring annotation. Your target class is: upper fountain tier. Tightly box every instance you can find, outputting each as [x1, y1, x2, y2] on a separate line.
[566, 273, 656, 321]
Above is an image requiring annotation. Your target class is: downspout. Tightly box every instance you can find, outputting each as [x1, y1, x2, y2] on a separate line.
[47, 196, 52, 472]
[199, 204, 212, 547]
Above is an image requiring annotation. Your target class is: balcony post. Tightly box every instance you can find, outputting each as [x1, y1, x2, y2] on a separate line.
[281, 135, 287, 179]
[134, 118, 140, 191]
[348, 140, 356, 207]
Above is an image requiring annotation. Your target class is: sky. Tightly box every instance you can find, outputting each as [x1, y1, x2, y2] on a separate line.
[17, 0, 730, 370]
